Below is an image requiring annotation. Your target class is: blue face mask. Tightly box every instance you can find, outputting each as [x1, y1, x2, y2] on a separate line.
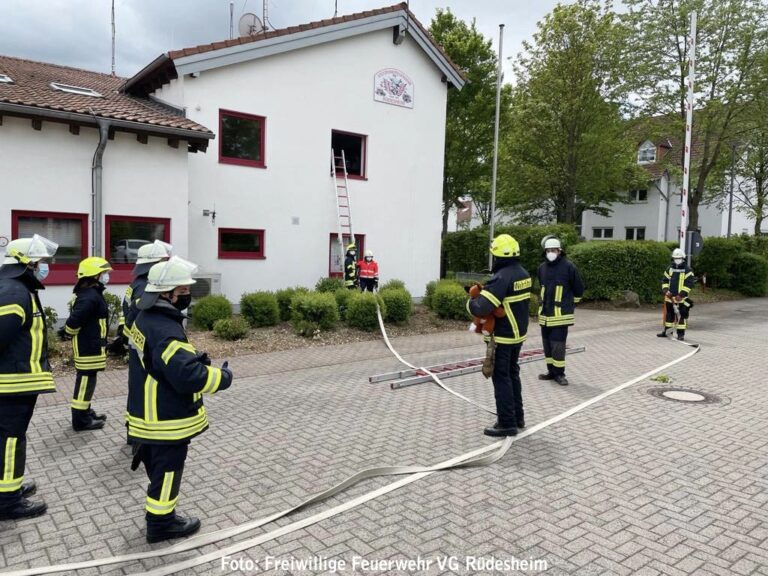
[34, 262, 49, 282]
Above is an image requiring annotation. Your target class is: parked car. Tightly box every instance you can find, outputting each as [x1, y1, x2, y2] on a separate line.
[112, 239, 150, 263]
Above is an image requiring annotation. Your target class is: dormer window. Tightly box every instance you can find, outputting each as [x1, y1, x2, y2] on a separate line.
[0, 73, 13, 84]
[638, 140, 656, 164]
[49, 82, 102, 98]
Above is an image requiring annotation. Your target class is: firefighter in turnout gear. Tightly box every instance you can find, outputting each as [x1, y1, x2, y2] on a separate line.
[358, 249, 379, 292]
[468, 234, 531, 437]
[62, 257, 112, 431]
[537, 237, 584, 386]
[0, 235, 58, 520]
[128, 257, 233, 543]
[344, 244, 358, 289]
[658, 248, 695, 341]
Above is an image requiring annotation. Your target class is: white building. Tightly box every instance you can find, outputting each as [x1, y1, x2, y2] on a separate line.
[581, 136, 757, 242]
[0, 4, 464, 314]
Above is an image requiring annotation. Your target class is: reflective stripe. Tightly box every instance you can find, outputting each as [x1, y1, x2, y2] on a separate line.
[545, 356, 553, 365]
[127, 410, 208, 432]
[146, 472, 178, 515]
[71, 374, 90, 410]
[201, 366, 222, 394]
[73, 354, 107, 371]
[479, 290, 500, 307]
[554, 285, 563, 317]
[504, 293, 530, 303]
[573, 297, 582, 304]
[551, 359, 566, 368]
[99, 318, 107, 339]
[0, 372, 55, 394]
[161, 472, 174, 502]
[502, 301, 520, 342]
[491, 335, 527, 345]
[0, 304, 25, 322]
[144, 375, 158, 423]
[161, 341, 197, 364]
[3, 438, 16, 481]
[129, 417, 209, 442]
[65, 325, 80, 335]
[29, 298, 43, 373]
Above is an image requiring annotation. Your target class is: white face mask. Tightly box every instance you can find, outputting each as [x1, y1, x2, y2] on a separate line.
[546, 252, 558, 262]
[673, 258, 684, 266]
[101, 272, 110, 285]
[34, 262, 49, 282]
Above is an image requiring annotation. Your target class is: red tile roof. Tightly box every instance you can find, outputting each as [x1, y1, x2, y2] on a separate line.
[0, 55, 212, 138]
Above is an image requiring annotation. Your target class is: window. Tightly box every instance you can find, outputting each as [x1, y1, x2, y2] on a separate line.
[0, 74, 13, 84]
[49, 82, 102, 97]
[329, 233, 365, 277]
[106, 215, 170, 283]
[628, 189, 648, 203]
[218, 228, 265, 259]
[11, 210, 88, 285]
[637, 141, 656, 164]
[625, 227, 646, 241]
[331, 130, 367, 178]
[219, 109, 266, 168]
[592, 227, 614, 239]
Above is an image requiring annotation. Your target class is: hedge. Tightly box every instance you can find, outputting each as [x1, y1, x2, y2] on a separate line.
[380, 279, 406, 291]
[693, 237, 739, 288]
[315, 276, 346, 293]
[334, 288, 352, 320]
[424, 279, 462, 310]
[728, 252, 768, 296]
[442, 224, 580, 275]
[569, 241, 670, 303]
[213, 317, 250, 340]
[291, 292, 339, 336]
[191, 295, 232, 330]
[432, 282, 471, 320]
[379, 287, 412, 323]
[346, 292, 385, 331]
[275, 286, 309, 321]
[240, 291, 279, 327]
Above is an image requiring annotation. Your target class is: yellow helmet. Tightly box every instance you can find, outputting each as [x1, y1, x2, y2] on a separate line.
[490, 234, 520, 258]
[77, 257, 112, 279]
[346, 243, 357, 252]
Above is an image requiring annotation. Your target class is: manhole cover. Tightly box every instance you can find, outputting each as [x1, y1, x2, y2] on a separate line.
[647, 387, 725, 405]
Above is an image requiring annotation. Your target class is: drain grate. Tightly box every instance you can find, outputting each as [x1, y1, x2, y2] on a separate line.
[647, 386, 726, 405]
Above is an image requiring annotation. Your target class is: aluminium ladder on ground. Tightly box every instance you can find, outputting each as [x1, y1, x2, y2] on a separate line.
[369, 346, 586, 389]
[331, 148, 354, 270]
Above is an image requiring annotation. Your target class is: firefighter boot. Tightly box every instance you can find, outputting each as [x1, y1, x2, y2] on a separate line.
[0, 498, 47, 521]
[20, 481, 37, 497]
[657, 330, 668, 338]
[72, 409, 105, 432]
[88, 408, 107, 421]
[555, 374, 569, 386]
[147, 514, 201, 544]
[538, 373, 555, 380]
[483, 422, 518, 437]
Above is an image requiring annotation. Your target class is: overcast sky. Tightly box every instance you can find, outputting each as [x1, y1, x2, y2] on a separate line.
[1, 0, 570, 78]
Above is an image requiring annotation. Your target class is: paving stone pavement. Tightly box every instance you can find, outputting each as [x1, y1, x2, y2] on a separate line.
[1, 300, 767, 575]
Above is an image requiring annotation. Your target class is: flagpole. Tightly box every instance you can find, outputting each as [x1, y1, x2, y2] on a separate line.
[488, 24, 504, 269]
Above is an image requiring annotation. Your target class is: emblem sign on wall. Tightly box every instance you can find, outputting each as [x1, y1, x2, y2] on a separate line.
[374, 68, 414, 109]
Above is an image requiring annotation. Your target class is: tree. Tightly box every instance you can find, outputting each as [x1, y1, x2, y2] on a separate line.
[500, 0, 643, 224]
[624, 0, 768, 233]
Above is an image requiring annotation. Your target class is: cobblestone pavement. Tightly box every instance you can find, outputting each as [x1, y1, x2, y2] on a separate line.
[1, 300, 766, 575]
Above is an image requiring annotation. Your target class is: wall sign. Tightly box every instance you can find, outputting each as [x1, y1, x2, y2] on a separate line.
[374, 69, 414, 109]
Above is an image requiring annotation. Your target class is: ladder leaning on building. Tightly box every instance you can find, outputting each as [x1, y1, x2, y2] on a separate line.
[331, 148, 355, 269]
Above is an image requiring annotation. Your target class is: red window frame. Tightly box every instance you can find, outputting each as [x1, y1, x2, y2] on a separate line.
[105, 215, 171, 284]
[11, 210, 88, 286]
[218, 228, 265, 259]
[328, 233, 365, 278]
[219, 109, 267, 168]
[332, 129, 367, 180]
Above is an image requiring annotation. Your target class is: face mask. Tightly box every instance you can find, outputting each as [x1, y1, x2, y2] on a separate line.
[365, 257, 372, 262]
[173, 294, 192, 311]
[546, 252, 558, 262]
[673, 258, 684, 266]
[100, 272, 110, 285]
[34, 262, 49, 282]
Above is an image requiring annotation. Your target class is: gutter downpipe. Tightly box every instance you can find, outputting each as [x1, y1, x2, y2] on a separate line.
[91, 119, 110, 257]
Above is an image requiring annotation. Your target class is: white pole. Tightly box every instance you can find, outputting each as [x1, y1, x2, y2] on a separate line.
[488, 24, 504, 269]
[680, 11, 697, 252]
[111, 0, 116, 76]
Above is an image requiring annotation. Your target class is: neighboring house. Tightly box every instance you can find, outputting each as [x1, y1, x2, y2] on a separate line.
[0, 3, 464, 313]
[581, 134, 755, 243]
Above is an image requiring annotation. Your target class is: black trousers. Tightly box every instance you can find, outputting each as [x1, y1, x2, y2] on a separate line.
[139, 442, 189, 525]
[360, 278, 376, 292]
[541, 325, 569, 377]
[71, 370, 98, 426]
[491, 343, 523, 427]
[0, 395, 38, 509]
[663, 300, 690, 335]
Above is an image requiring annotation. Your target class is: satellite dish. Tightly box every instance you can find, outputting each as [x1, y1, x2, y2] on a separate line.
[238, 13, 264, 36]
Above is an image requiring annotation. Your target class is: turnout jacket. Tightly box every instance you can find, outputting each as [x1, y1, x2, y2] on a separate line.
[537, 256, 584, 328]
[127, 301, 232, 445]
[357, 259, 379, 280]
[0, 274, 54, 396]
[662, 263, 695, 301]
[120, 274, 149, 332]
[65, 284, 108, 372]
[344, 254, 357, 287]
[467, 258, 531, 345]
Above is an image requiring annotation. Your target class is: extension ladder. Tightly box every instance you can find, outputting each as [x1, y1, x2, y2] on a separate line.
[331, 148, 354, 267]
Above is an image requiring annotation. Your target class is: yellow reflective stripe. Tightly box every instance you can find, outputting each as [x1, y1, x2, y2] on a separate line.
[161, 341, 197, 365]
[71, 375, 90, 410]
[545, 357, 553, 365]
[540, 286, 545, 299]
[144, 375, 158, 423]
[0, 304, 25, 322]
[502, 301, 520, 341]
[479, 290, 500, 307]
[201, 366, 222, 394]
[551, 359, 566, 368]
[0, 373, 55, 394]
[491, 335, 527, 344]
[0, 477, 23, 492]
[555, 285, 563, 302]
[126, 410, 207, 432]
[129, 419, 209, 442]
[573, 297, 582, 303]
[160, 471, 174, 503]
[65, 325, 80, 335]
[146, 473, 179, 515]
[99, 318, 107, 339]
[503, 293, 530, 303]
[3, 438, 16, 482]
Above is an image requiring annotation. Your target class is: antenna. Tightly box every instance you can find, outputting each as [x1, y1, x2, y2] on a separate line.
[229, 1, 234, 39]
[238, 12, 264, 36]
[111, 0, 116, 76]
[263, 0, 269, 31]
[334, 0, 338, 17]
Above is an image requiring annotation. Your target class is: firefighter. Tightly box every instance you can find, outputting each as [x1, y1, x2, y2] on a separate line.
[343, 244, 358, 290]
[61, 257, 112, 431]
[358, 249, 379, 292]
[468, 234, 531, 437]
[0, 235, 58, 520]
[537, 237, 584, 386]
[128, 256, 233, 543]
[658, 247, 695, 341]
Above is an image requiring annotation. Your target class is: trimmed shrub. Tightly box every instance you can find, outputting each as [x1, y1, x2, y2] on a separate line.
[191, 295, 232, 330]
[291, 292, 339, 336]
[346, 292, 385, 331]
[240, 291, 279, 327]
[424, 279, 462, 310]
[529, 292, 540, 318]
[432, 282, 471, 320]
[380, 287, 412, 323]
[693, 237, 739, 288]
[315, 276, 345, 293]
[334, 288, 352, 320]
[729, 252, 768, 297]
[213, 317, 250, 340]
[103, 292, 122, 333]
[569, 240, 670, 303]
[275, 286, 309, 321]
[381, 278, 406, 291]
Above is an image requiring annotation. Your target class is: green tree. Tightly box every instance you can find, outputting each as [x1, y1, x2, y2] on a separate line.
[500, 0, 643, 224]
[624, 0, 768, 232]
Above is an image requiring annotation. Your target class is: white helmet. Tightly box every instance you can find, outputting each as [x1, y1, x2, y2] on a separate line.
[364, 249, 373, 258]
[671, 248, 685, 259]
[543, 237, 562, 251]
[136, 240, 173, 264]
[144, 256, 198, 293]
[3, 234, 58, 265]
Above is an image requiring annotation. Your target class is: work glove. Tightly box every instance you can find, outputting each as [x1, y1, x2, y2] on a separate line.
[197, 352, 211, 366]
[674, 295, 684, 303]
[57, 326, 71, 341]
[106, 337, 127, 356]
[373, 278, 379, 289]
[219, 360, 234, 391]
